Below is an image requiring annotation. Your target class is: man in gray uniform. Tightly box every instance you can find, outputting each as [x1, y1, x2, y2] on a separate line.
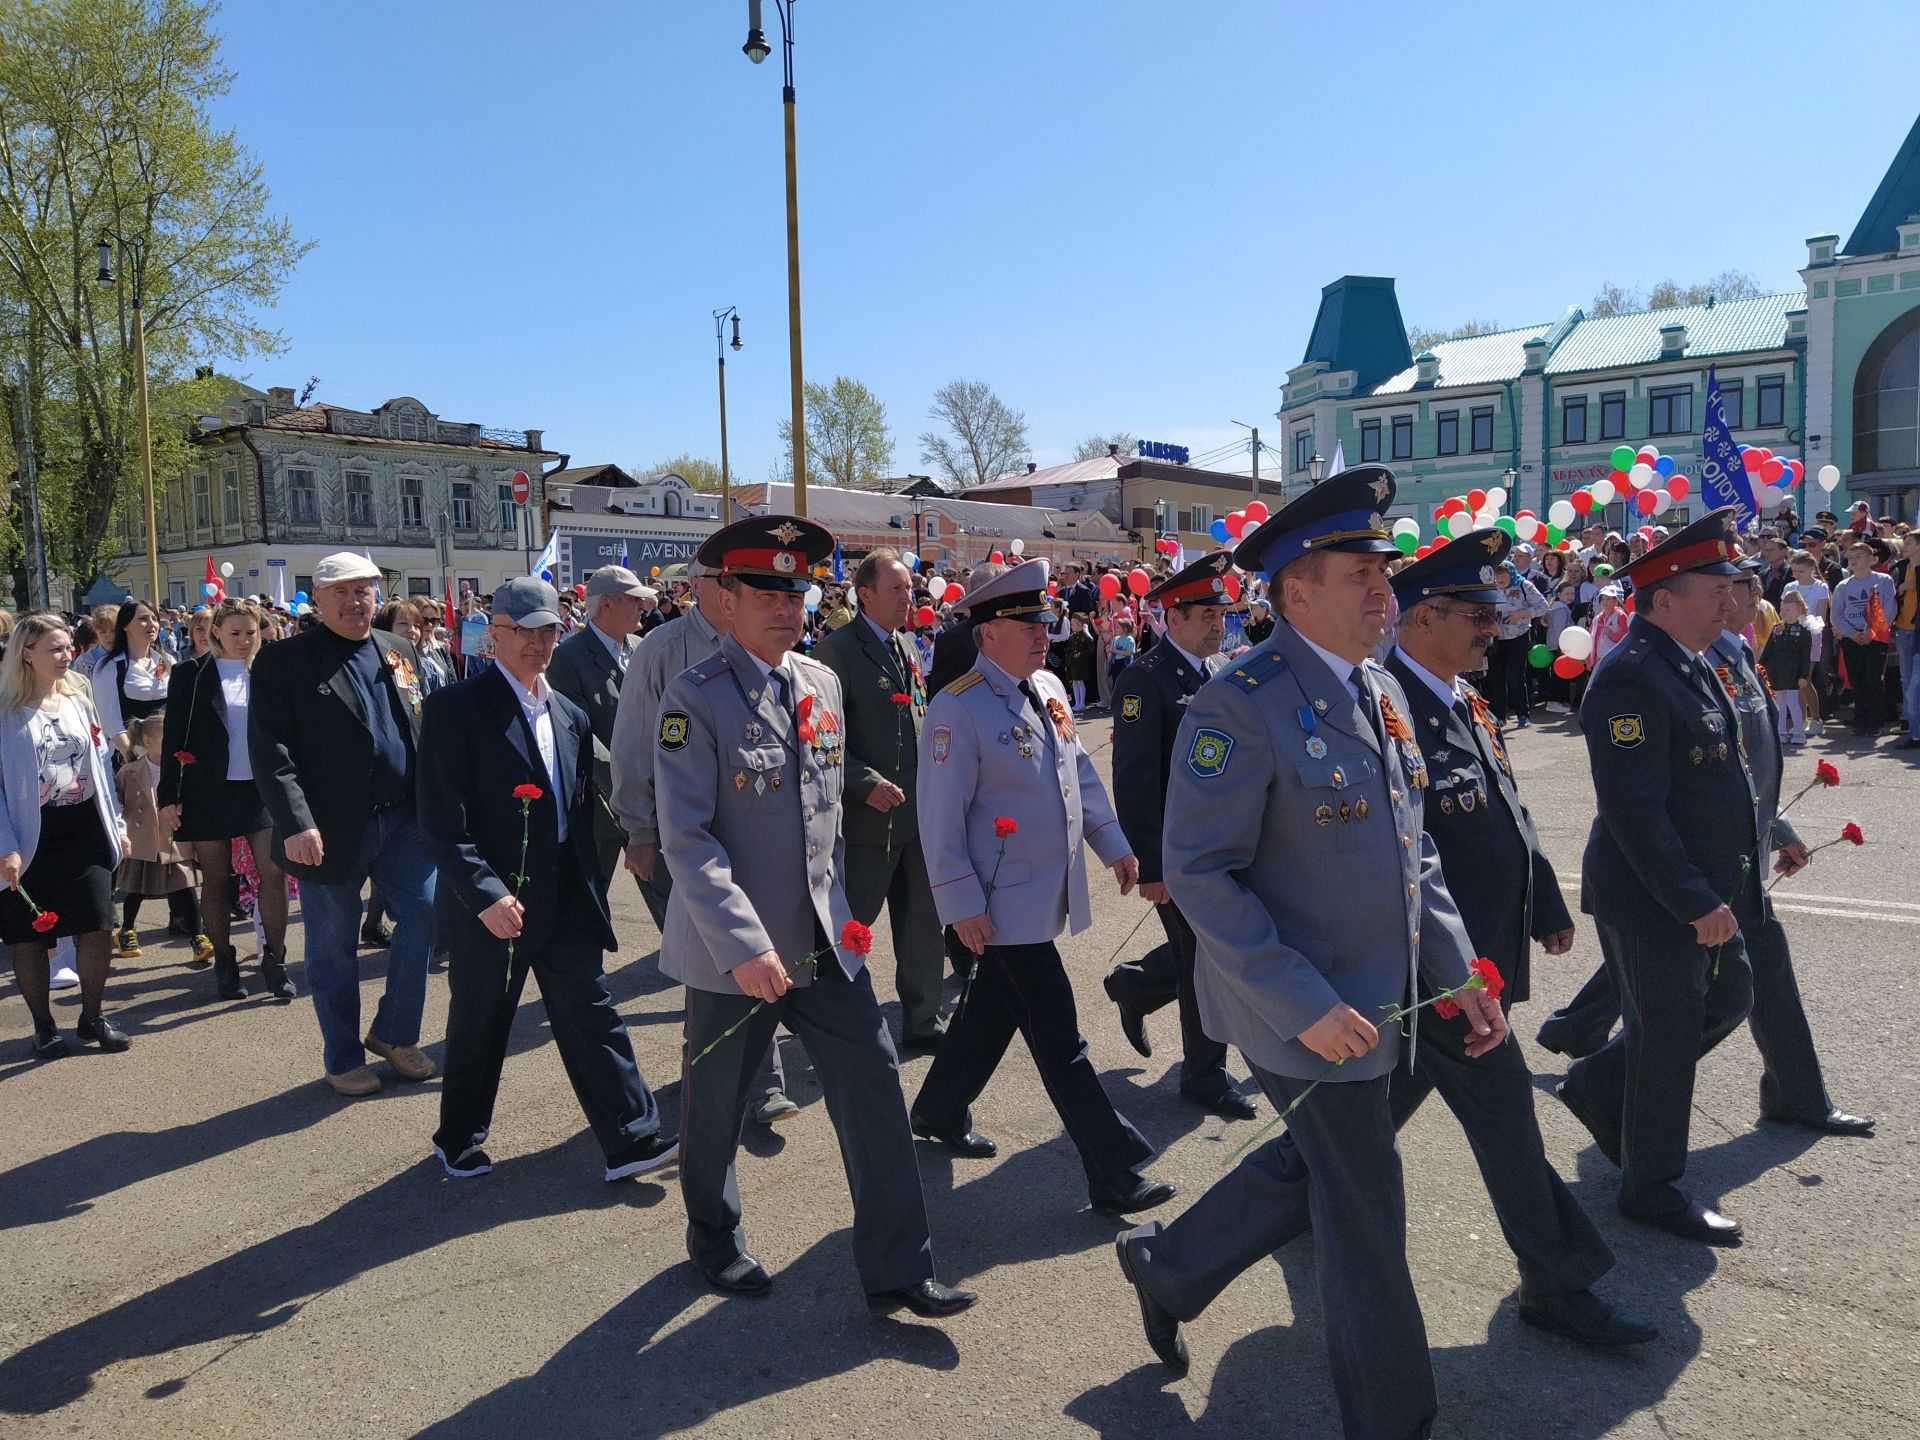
[1114, 468, 1504, 1440]
[654, 516, 973, 1319]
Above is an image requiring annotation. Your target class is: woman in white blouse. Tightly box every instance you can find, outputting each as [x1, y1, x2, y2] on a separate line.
[157, 600, 293, 1001]
[0, 613, 133, 1057]
[90, 599, 171, 743]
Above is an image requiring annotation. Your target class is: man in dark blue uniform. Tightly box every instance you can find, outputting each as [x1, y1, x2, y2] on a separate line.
[1103, 550, 1256, 1119]
[1556, 508, 1762, 1245]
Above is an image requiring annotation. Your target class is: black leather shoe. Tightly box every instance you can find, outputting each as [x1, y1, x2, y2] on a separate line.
[910, 1111, 997, 1158]
[1115, 1232, 1189, 1376]
[75, 1012, 131, 1051]
[900, 1027, 945, 1056]
[1555, 1080, 1621, 1167]
[866, 1279, 977, 1319]
[213, 945, 250, 1001]
[259, 945, 297, 1000]
[1182, 1086, 1257, 1121]
[360, 921, 392, 949]
[697, 1253, 773, 1296]
[1535, 1016, 1608, 1060]
[1518, 1285, 1658, 1347]
[1089, 1173, 1177, 1218]
[1620, 1197, 1742, 1246]
[1103, 972, 1151, 1058]
[1762, 1106, 1875, 1136]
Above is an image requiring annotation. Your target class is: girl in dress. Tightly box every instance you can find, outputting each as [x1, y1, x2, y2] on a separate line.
[112, 713, 210, 967]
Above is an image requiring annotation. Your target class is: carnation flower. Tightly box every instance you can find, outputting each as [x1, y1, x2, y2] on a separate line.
[993, 816, 1018, 838]
[30, 910, 59, 933]
[1468, 956, 1504, 999]
[890, 692, 911, 706]
[839, 920, 874, 957]
[512, 784, 543, 802]
[1816, 760, 1840, 787]
[1842, 822, 1865, 846]
[1432, 996, 1462, 1021]
[173, 750, 196, 765]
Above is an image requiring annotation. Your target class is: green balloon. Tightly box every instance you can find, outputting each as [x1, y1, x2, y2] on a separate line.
[1394, 531, 1417, 554]
[1609, 444, 1636, 471]
[1593, 562, 1614, 578]
[1545, 523, 1565, 544]
[1495, 516, 1518, 536]
[1528, 644, 1553, 669]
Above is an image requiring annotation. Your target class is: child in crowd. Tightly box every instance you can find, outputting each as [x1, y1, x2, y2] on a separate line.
[1591, 585, 1632, 665]
[1541, 582, 1576, 714]
[1784, 549, 1832, 732]
[1107, 614, 1137, 686]
[1761, 591, 1814, 745]
[112, 713, 211, 963]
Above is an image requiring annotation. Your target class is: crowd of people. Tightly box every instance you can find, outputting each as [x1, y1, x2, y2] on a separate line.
[1, 473, 1902, 1438]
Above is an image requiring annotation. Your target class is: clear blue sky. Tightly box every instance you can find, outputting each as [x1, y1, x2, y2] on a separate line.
[211, 0, 1920, 481]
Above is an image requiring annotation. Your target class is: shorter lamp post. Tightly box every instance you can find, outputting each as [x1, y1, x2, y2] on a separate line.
[714, 306, 741, 517]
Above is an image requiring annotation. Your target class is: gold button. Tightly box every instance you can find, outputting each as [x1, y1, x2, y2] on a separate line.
[1392, 790, 1403, 803]
[1402, 836, 1412, 850]
[1413, 930, 1420, 945]
[1407, 884, 1415, 898]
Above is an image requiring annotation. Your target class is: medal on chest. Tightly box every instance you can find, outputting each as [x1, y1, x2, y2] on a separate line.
[1464, 690, 1513, 780]
[1378, 692, 1427, 788]
[1297, 704, 1328, 758]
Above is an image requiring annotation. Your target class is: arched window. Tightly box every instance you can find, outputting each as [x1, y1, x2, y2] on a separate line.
[1853, 307, 1920, 472]
[664, 490, 683, 517]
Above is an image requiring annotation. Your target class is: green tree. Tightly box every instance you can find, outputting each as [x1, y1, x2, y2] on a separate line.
[1405, 319, 1501, 352]
[920, 378, 1029, 488]
[638, 453, 727, 493]
[0, 0, 310, 588]
[1073, 432, 1136, 461]
[776, 375, 893, 489]
[1587, 270, 1765, 317]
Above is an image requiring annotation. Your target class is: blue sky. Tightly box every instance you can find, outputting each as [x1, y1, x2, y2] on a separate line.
[213, 0, 1920, 480]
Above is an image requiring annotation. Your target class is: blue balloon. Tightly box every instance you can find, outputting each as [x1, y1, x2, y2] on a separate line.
[292, 590, 308, 604]
[1210, 518, 1230, 543]
[1654, 455, 1675, 478]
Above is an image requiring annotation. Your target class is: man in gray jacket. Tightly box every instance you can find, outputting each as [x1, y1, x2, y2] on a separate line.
[546, 565, 645, 893]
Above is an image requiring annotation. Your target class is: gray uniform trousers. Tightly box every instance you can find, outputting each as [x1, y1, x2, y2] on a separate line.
[1127, 1065, 1437, 1440]
[680, 959, 931, 1294]
[843, 836, 945, 1038]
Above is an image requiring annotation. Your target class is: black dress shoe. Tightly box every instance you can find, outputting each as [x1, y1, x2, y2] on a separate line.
[1103, 972, 1152, 1058]
[910, 1112, 997, 1158]
[360, 921, 393, 949]
[32, 1026, 69, 1060]
[1517, 1285, 1658, 1347]
[1115, 1232, 1189, 1375]
[866, 1279, 978, 1319]
[1089, 1172, 1177, 1217]
[604, 1133, 681, 1181]
[697, 1253, 773, 1296]
[1182, 1086, 1258, 1121]
[1535, 1016, 1608, 1060]
[1620, 1197, 1742, 1246]
[1555, 1080, 1621, 1167]
[900, 1027, 944, 1056]
[259, 945, 297, 1001]
[75, 1012, 131, 1051]
[1762, 1106, 1875, 1136]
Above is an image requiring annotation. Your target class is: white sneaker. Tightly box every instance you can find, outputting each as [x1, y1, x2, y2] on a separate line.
[1543, 701, 1571, 714]
[49, 966, 80, 990]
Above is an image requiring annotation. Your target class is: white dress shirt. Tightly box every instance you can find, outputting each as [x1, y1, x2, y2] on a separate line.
[1394, 648, 1464, 710]
[1296, 631, 1366, 702]
[215, 657, 254, 781]
[590, 620, 633, 673]
[501, 666, 566, 842]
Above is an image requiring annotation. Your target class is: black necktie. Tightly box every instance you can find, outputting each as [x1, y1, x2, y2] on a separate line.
[1350, 667, 1386, 750]
[892, 636, 912, 687]
[1017, 679, 1047, 724]
[769, 666, 794, 723]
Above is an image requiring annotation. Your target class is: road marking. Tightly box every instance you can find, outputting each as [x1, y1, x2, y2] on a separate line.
[1555, 881, 1920, 927]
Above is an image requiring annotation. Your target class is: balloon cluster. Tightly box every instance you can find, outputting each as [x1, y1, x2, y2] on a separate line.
[1732, 443, 1803, 510]
[1530, 623, 1595, 681]
[1152, 536, 1180, 555]
[1414, 483, 1528, 559]
[1208, 501, 1270, 544]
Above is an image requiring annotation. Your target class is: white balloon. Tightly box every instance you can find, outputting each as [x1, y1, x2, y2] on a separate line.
[804, 584, 823, 611]
[1515, 516, 1541, 542]
[1757, 485, 1784, 509]
[1392, 517, 1420, 537]
[1547, 499, 1577, 530]
[1817, 464, 1841, 493]
[219, 561, 236, 578]
[1448, 511, 1476, 538]
[925, 573, 945, 599]
[1486, 486, 1507, 510]
[1010, 538, 1026, 555]
[932, 579, 953, 604]
[1591, 479, 1617, 506]
[1651, 489, 1674, 514]
[1628, 463, 1655, 489]
[901, 551, 918, 569]
[1559, 625, 1595, 662]
[1473, 509, 1499, 530]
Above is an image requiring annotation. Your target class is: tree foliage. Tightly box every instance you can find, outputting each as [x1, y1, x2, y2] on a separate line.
[1404, 319, 1501, 353]
[1073, 432, 1136, 461]
[1587, 270, 1765, 317]
[776, 375, 893, 489]
[638, 453, 727, 494]
[920, 378, 1029, 488]
[0, 0, 310, 595]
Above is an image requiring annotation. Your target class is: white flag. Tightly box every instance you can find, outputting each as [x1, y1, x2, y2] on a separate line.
[1325, 439, 1347, 478]
[273, 565, 286, 609]
[531, 528, 560, 582]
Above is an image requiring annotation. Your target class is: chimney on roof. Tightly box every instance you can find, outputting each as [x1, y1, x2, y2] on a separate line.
[1107, 444, 1119, 458]
[525, 429, 544, 452]
[1659, 322, 1687, 358]
[266, 386, 296, 415]
[1027, 461, 1037, 473]
[1522, 336, 1547, 374]
[1415, 352, 1440, 386]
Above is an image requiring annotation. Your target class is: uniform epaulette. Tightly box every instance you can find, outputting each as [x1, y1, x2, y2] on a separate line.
[942, 670, 986, 696]
[687, 652, 733, 685]
[1224, 650, 1289, 695]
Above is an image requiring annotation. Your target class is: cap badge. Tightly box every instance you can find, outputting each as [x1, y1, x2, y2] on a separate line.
[1369, 477, 1389, 503]
[1480, 566, 1496, 583]
[1480, 534, 1501, 554]
[1367, 513, 1384, 532]
[1210, 578, 1225, 593]
[769, 521, 804, 545]
[773, 552, 798, 574]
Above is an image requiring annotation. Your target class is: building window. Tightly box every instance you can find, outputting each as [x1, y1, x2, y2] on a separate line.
[345, 471, 375, 528]
[1562, 395, 1588, 445]
[288, 467, 318, 525]
[191, 471, 211, 530]
[1852, 314, 1920, 471]
[1188, 503, 1212, 533]
[1293, 430, 1313, 473]
[1599, 391, 1626, 441]
[1757, 375, 1786, 428]
[451, 480, 476, 530]
[295, 573, 314, 597]
[1436, 410, 1460, 456]
[221, 467, 241, 525]
[1390, 415, 1413, 460]
[1469, 405, 1494, 453]
[1648, 385, 1693, 437]
[1717, 380, 1744, 429]
[400, 474, 424, 528]
[1359, 418, 1381, 463]
[498, 482, 523, 535]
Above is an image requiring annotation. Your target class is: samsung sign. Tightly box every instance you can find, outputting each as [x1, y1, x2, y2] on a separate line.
[1140, 440, 1190, 464]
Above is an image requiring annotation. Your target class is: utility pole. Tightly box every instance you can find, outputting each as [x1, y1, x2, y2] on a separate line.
[1250, 426, 1259, 501]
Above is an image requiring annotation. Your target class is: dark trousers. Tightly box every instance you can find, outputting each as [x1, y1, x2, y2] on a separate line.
[433, 853, 660, 1161]
[1840, 637, 1890, 728]
[844, 837, 945, 1039]
[1546, 912, 1832, 1123]
[1490, 634, 1533, 720]
[680, 961, 933, 1294]
[1104, 903, 1231, 1094]
[1127, 1068, 1436, 1440]
[913, 941, 1152, 1186]
[1560, 921, 1754, 1216]
[634, 855, 672, 933]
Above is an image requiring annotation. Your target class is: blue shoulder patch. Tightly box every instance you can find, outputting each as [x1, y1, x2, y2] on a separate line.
[1187, 727, 1235, 777]
[687, 653, 733, 686]
[1224, 650, 1289, 696]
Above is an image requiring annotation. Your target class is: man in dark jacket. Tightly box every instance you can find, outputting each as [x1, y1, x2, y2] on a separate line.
[546, 565, 645, 893]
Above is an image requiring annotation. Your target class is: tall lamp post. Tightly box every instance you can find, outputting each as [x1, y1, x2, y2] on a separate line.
[96, 237, 160, 604]
[742, 0, 808, 517]
[714, 305, 742, 518]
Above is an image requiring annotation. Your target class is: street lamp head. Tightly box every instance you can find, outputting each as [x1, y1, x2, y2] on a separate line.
[743, 28, 770, 62]
[1502, 466, 1517, 484]
[730, 314, 743, 351]
[1308, 452, 1325, 483]
[95, 238, 113, 284]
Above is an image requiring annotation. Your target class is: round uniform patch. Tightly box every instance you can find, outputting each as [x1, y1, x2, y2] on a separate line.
[1187, 728, 1234, 777]
[659, 711, 691, 750]
[1608, 714, 1644, 748]
[1119, 695, 1143, 723]
[773, 552, 797, 574]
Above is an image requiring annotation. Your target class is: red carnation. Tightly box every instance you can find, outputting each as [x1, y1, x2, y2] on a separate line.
[839, 919, 874, 957]
[993, 816, 1018, 838]
[1841, 822, 1865, 846]
[30, 910, 58, 933]
[1433, 996, 1462, 1020]
[512, 783, 543, 803]
[1469, 956, 1504, 999]
[891, 692, 911, 706]
[90, 723, 102, 747]
[1816, 760, 1840, 787]
[173, 750, 196, 766]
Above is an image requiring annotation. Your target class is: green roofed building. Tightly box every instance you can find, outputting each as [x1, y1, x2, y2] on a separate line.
[1277, 111, 1920, 532]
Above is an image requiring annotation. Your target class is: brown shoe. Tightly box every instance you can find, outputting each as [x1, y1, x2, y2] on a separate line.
[325, 1065, 382, 1097]
[365, 1033, 436, 1081]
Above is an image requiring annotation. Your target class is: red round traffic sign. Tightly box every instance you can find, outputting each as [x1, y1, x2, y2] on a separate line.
[510, 470, 531, 504]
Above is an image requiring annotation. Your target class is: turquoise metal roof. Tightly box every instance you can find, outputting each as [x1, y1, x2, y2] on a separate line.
[1542, 293, 1801, 374]
[1370, 324, 1552, 394]
[1303, 277, 1415, 393]
[1845, 113, 1920, 257]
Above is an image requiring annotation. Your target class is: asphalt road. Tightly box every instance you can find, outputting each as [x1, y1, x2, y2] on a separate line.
[1, 714, 1914, 1439]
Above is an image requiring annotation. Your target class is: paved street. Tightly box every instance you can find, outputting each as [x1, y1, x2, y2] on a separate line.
[0, 719, 1913, 1439]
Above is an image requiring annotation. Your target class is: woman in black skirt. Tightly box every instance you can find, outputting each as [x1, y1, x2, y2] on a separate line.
[1, 613, 134, 1057]
[158, 599, 294, 1000]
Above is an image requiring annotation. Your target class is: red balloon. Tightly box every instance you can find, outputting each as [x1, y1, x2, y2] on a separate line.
[1760, 458, 1785, 483]
[1467, 488, 1488, 511]
[1756, 447, 1773, 461]
[1636, 448, 1658, 465]
[988, 551, 1004, 564]
[1666, 476, 1690, 500]
[1788, 458, 1804, 481]
[1243, 501, 1270, 523]
[1634, 489, 1658, 514]
[915, 605, 936, 628]
[1569, 490, 1595, 515]
[1127, 567, 1152, 597]
[1222, 572, 1243, 601]
[1098, 573, 1122, 601]
[1046, 580, 1058, 596]
[1224, 512, 1247, 539]
[1433, 506, 1449, 524]
[1552, 654, 1585, 679]
[1740, 449, 1763, 474]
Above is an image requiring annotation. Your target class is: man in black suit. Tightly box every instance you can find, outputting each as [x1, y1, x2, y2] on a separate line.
[417, 578, 676, 1181]
[546, 565, 645, 893]
[250, 552, 437, 1097]
[924, 562, 1005, 696]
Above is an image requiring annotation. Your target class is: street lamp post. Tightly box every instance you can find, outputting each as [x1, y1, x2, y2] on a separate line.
[714, 306, 742, 518]
[1308, 452, 1326, 487]
[742, 0, 808, 518]
[95, 238, 160, 605]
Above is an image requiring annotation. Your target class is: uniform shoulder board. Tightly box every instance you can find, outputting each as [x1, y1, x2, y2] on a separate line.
[1224, 649, 1289, 695]
[942, 670, 986, 697]
[793, 652, 832, 676]
[687, 652, 733, 686]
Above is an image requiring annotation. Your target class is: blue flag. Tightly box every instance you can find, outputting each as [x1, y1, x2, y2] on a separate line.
[1700, 366, 1756, 527]
[832, 540, 844, 583]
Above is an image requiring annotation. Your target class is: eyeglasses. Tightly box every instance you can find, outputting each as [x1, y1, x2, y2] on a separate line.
[1432, 603, 1499, 626]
